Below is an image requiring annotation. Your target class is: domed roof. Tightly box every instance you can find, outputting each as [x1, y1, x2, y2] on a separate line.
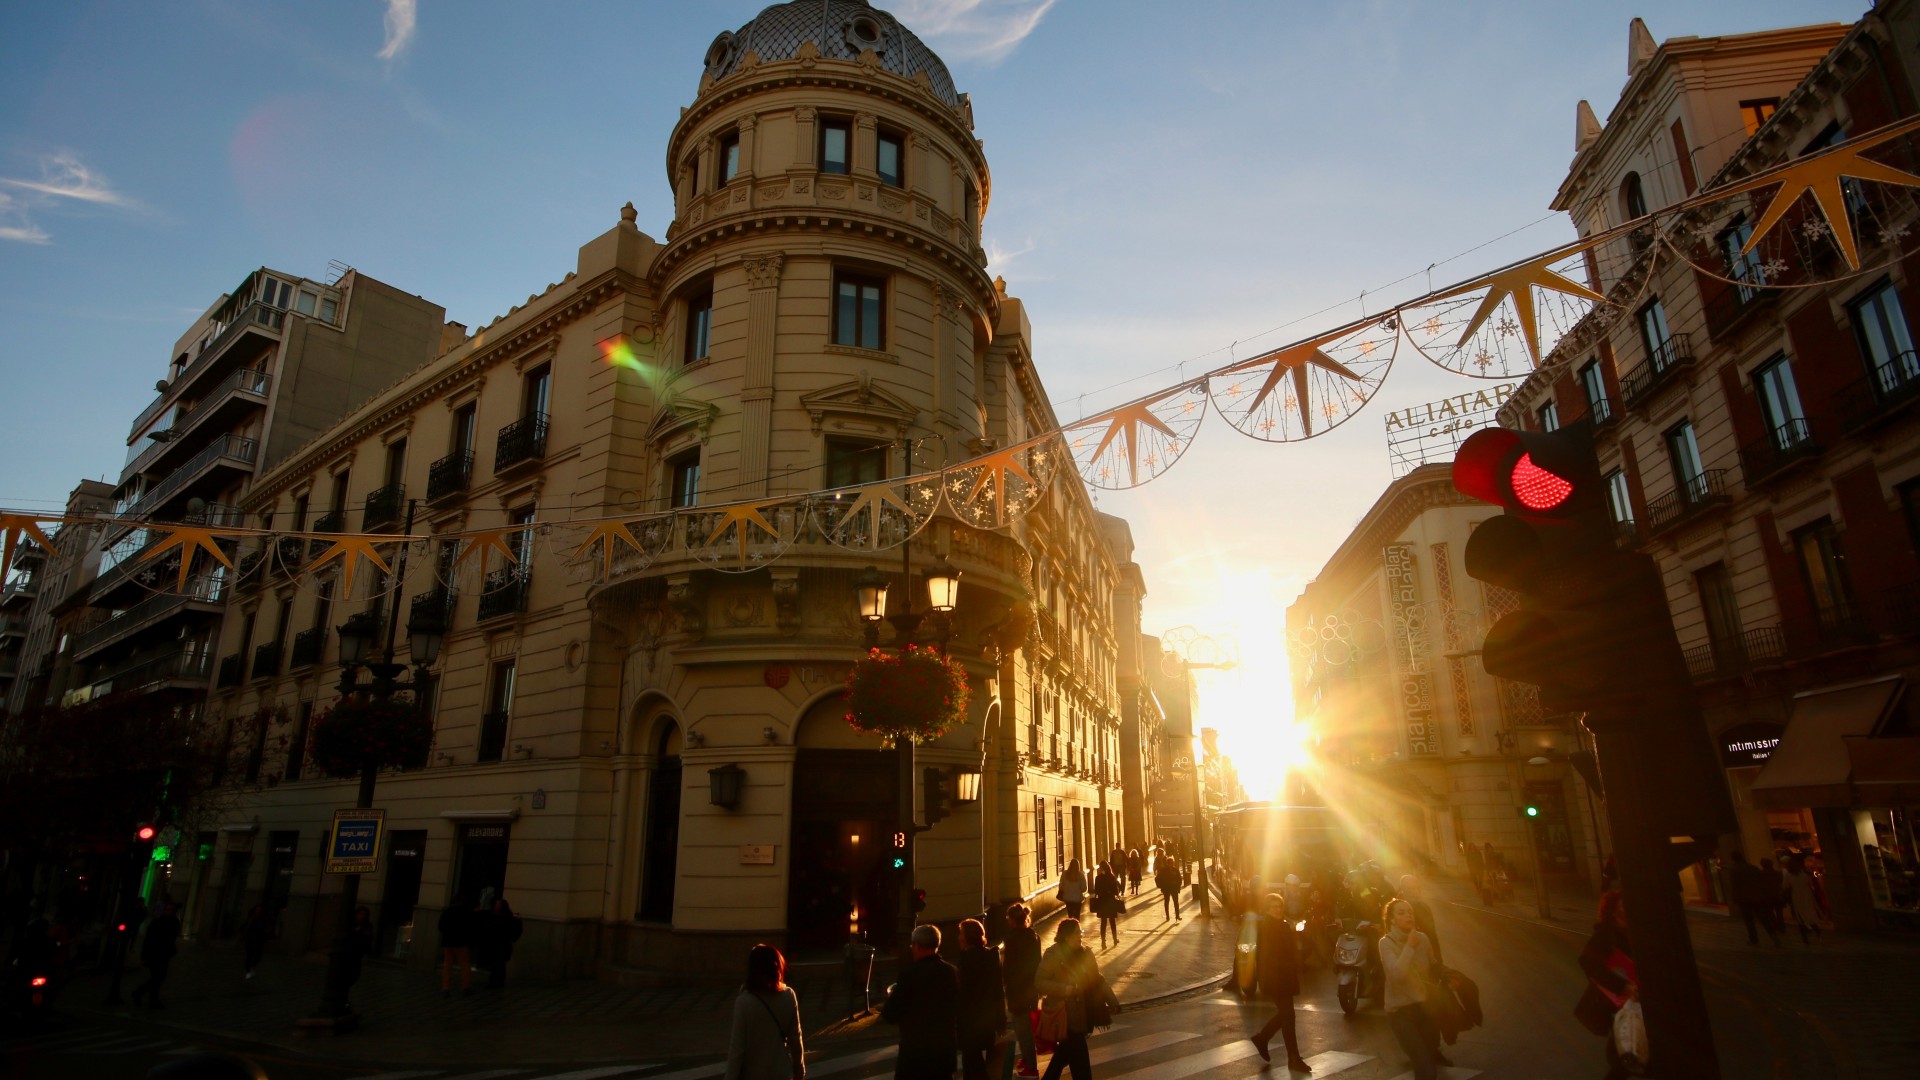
[703, 1, 960, 107]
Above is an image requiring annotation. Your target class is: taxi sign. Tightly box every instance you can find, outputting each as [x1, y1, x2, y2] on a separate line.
[325, 809, 386, 874]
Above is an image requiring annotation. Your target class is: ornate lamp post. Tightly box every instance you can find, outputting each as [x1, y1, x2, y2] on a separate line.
[301, 501, 441, 1034]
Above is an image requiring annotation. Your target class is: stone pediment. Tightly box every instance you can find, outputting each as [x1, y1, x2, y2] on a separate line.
[800, 374, 921, 436]
[647, 396, 720, 444]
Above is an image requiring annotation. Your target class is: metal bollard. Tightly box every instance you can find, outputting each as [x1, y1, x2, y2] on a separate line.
[843, 934, 876, 1016]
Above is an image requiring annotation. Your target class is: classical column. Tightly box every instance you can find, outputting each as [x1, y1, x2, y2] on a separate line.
[737, 113, 759, 183]
[853, 112, 878, 181]
[740, 254, 786, 493]
[931, 282, 965, 431]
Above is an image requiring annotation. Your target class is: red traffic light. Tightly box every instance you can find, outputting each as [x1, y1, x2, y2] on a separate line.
[1452, 426, 1599, 518]
[135, 824, 157, 842]
[30, 976, 48, 987]
[1511, 453, 1574, 510]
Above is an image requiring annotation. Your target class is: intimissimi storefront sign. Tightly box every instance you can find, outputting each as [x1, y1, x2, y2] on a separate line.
[1720, 722, 1783, 767]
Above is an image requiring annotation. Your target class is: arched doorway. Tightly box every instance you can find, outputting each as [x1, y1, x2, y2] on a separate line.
[639, 722, 682, 922]
[787, 693, 898, 953]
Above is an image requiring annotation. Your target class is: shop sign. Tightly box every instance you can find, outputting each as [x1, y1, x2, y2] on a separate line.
[739, 844, 776, 865]
[1385, 383, 1517, 478]
[1720, 722, 1783, 766]
[1384, 544, 1438, 757]
[325, 809, 385, 874]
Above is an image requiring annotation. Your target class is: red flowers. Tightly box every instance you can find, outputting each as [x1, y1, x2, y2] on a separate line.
[845, 645, 970, 747]
[309, 697, 432, 778]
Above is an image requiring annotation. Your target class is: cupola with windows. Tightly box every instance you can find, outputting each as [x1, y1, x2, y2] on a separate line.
[702, 0, 960, 107]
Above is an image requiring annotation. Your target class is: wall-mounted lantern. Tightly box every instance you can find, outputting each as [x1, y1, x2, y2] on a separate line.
[709, 763, 746, 809]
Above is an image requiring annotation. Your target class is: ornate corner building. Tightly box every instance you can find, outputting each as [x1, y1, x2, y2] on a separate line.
[3, 1, 1165, 979]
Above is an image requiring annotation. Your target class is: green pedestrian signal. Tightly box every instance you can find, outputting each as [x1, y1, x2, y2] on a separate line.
[151, 845, 172, 862]
[1522, 805, 1540, 819]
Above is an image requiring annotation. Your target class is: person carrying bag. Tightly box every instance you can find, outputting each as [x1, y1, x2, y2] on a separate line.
[1032, 920, 1119, 1080]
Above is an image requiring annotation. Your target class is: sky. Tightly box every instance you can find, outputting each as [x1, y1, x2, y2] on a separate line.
[0, 0, 1861, 789]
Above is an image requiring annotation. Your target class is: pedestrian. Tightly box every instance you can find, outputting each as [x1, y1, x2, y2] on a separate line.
[1125, 849, 1142, 897]
[343, 906, 374, 1010]
[1783, 856, 1822, 944]
[239, 903, 271, 980]
[1154, 852, 1183, 921]
[1002, 904, 1043, 1079]
[1378, 898, 1441, 1080]
[1091, 862, 1124, 949]
[477, 897, 524, 989]
[1108, 846, 1127, 885]
[1033, 919, 1119, 1080]
[1728, 851, 1782, 947]
[1281, 874, 1308, 920]
[882, 924, 959, 1080]
[1760, 857, 1789, 934]
[955, 918, 1007, 1080]
[1396, 875, 1443, 965]
[1575, 889, 1637, 1080]
[725, 943, 806, 1080]
[130, 901, 181, 1008]
[1058, 860, 1086, 921]
[439, 891, 475, 996]
[1245, 892, 1312, 1072]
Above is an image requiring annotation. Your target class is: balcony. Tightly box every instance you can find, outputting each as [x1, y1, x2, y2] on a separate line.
[122, 434, 259, 521]
[274, 535, 308, 574]
[216, 653, 244, 689]
[362, 483, 406, 531]
[123, 368, 272, 481]
[427, 450, 474, 502]
[1704, 281, 1779, 345]
[289, 626, 326, 668]
[1645, 469, 1730, 537]
[252, 640, 282, 680]
[410, 587, 454, 633]
[311, 511, 346, 535]
[1619, 334, 1695, 411]
[165, 301, 285, 404]
[1738, 419, 1823, 488]
[87, 651, 213, 698]
[1835, 352, 1920, 434]
[1587, 396, 1616, 429]
[494, 414, 548, 475]
[0, 615, 26, 641]
[1, 577, 37, 608]
[476, 569, 527, 621]
[1683, 625, 1788, 682]
[71, 583, 225, 661]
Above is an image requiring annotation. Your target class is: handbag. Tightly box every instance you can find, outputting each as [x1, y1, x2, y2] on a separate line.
[1033, 1001, 1069, 1047]
[1084, 975, 1116, 1030]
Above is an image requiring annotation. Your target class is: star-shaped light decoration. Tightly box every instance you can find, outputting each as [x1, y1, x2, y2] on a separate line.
[1063, 384, 1208, 488]
[1713, 117, 1920, 272]
[0, 514, 55, 582]
[822, 481, 919, 550]
[1206, 321, 1392, 443]
[573, 518, 649, 580]
[137, 525, 236, 593]
[1447, 249, 1605, 365]
[453, 529, 523, 575]
[701, 500, 785, 570]
[305, 533, 393, 593]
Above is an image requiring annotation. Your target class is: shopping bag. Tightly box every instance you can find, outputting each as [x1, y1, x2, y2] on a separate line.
[1612, 999, 1648, 1070]
[1030, 1005, 1063, 1054]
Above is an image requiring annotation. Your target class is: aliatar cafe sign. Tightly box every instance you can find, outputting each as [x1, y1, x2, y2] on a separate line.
[1386, 383, 1519, 479]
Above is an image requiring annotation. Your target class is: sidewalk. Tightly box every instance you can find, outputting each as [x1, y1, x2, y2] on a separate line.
[1430, 871, 1920, 1080]
[61, 880, 1233, 1069]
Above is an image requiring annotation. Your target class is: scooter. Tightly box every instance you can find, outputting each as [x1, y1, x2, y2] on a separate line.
[1333, 918, 1378, 1015]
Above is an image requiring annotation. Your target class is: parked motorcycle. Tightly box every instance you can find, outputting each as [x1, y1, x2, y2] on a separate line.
[1333, 918, 1379, 1015]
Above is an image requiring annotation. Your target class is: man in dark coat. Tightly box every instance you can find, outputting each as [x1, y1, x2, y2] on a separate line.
[1001, 904, 1043, 1078]
[883, 923, 960, 1079]
[1249, 893, 1310, 1072]
[130, 901, 181, 1007]
[1728, 850, 1782, 947]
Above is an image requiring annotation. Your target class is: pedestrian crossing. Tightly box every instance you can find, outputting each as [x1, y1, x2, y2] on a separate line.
[4, 1015, 1485, 1080]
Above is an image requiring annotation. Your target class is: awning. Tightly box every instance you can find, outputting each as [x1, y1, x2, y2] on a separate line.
[1845, 736, 1920, 805]
[1751, 677, 1904, 809]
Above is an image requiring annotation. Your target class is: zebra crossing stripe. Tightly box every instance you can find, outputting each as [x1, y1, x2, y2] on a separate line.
[627, 1059, 723, 1080]
[523, 1067, 653, 1080]
[68, 1035, 170, 1053]
[352, 1072, 444, 1079]
[806, 1046, 896, 1076]
[432, 1070, 528, 1080]
[1086, 1030, 1201, 1063]
[5, 1030, 108, 1050]
[76, 1038, 177, 1054]
[1104, 1037, 1261, 1079]
[1383, 1065, 1481, 1080]
[1302, 1049, 1375, 1075]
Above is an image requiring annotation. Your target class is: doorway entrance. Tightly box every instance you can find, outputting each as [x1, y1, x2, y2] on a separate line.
[638, 723, 682, 922]
[215, 851, 252, 938]
[787, 748, 899, 952]
[379, 830, 427, 958]
[455, 824, 510, 906]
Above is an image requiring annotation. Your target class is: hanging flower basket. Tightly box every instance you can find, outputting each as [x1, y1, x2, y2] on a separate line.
[309, 696, 433, 778]
[845, 645, 971, 747]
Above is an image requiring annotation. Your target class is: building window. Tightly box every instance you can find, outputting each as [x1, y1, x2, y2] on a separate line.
[1604, 468, 1632, 526]
[291, 493, 309, 531]
[876, 128, 904, 187]
[825, 438, 888, 488]
[295, 290, 319, 316]
[479, 660, 516, 764]
[1721, 215, 1766, 301]
[1803, 124, 1868, 223]
[1620, 171, 1648, 220]
[453, 403, 477, 456]
[1695, 563, 1743, 667]
[285, 701, 313, 782]
[1665, 419, 1705, 500]
[1850, 279, 1918, 390]
[1035, 796, 1048, 881]
[1752, 355, 1807, 450]
[1579, 359, 1610, 423]
[508, 506, 536, 568]
[523, 364, 552, 420]
[1054, 800, 1066, 876]
[1638, 298, 1675, 371]
[718, 131, 740, 186]
[684, 282, 714, 365]
[668, 449, 700, 509]
[964, 179, 978, 237]
[1739, 99, 1779, 137]
[1536, 400, 1559, 432]
[833, 272, 884, 350]
[1793, 518, 1855, 617]
[820, 119, 851, 175]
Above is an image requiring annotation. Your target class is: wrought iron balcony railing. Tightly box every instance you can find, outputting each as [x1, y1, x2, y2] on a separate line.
[494, 414, 548, 474]
[427, 450, 474, 502]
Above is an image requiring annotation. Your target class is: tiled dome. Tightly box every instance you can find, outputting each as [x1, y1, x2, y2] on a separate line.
[703, 1, 960, 107]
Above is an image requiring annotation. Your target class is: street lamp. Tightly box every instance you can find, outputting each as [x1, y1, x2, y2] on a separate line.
[302, 500, 439, 1033]
[925, 559, 961, 614]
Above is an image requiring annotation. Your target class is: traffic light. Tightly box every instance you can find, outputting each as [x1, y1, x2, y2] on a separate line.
[1520, 804, 1541, 820]
[921, 767, 953, 828]
[134, 824, 157, 843]
[912, 888, 927, 914]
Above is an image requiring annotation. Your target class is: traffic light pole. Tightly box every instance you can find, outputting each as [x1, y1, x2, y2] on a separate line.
[1590, 717, 1719, 1079]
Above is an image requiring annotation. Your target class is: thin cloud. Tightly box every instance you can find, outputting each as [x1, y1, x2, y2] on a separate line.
[0, 153, 134, 207]
[891, 0, 1056, 63]
[377, 0, 417, 62]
